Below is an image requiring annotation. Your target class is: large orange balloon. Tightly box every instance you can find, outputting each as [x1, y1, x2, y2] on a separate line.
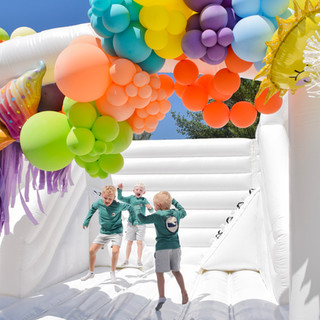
[173, 60, 199, 85]
[69, 35, 103, 49]
[158, 74, 175, 98]
[55, 43, 111, 102]
[230, 101, 257, 128]
[202, 101, 230, 128]
[255, 88, 283, 114]
[225, 46, 253, 74]
[174, 81, 187, 98]
[196, 74, 214, 93]
[212, 68, 240, 96]
[182, 84, 208, 111]
[208, 77, 232, 101]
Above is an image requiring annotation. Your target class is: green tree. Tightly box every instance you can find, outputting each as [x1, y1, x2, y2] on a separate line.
[133, 132, 151, 140]
[171, 78, 261, 139]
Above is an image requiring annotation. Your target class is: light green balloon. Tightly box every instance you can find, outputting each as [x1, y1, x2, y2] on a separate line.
[110, 121, 133, 154]
[0, 28, 9, 41]
[66, 127, 95, 156]
[94, 140, 107, 154]
[68, 102, 98, 129]
[74, 156, 86, 168]
[105, 142, 114, 154]
[98, 169, 109, 179]
[92, 115, 119, 142]
[85, 161, 100, 175]
[62, 97, 78, 115]
[99, 153, 124, 174]
[80, 153, 100, 163]
[20, 111, 74, 171]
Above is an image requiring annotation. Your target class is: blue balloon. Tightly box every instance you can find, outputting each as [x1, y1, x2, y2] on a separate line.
[260, 0, 289, 18]
[138, 51, 165, 74]
[232, 0, 260, 18]
[91, 0, 111, 17]
[101, 37, 117, 56]
[254, 60, 265, 72]
[90, 14, 114, 38]
[113, 21, 152, 63]
[123, 0, 142, 22]
[231, 15, 275, 62]
[102, 4, 130, 33]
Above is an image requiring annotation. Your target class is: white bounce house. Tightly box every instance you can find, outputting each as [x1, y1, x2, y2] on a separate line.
[0, 20, 318, 320]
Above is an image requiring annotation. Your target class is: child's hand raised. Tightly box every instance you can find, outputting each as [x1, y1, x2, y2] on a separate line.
[145, 204, 152, 210]
[118, 183, 123, 190]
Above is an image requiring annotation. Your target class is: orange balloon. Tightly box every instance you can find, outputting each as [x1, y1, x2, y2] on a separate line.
[106, 84, 128, 106]
[144, 115, 159, 132]
[174, 53, 187, 60]
[255, 88, 283, 114]
[128, 96, 150, 109]
[182, 84, 208, 112]
[202, 101, 230, 128]
[138, 85, 152, 99]
[131, 114, 144, 129]
[133, 126, 145, 134]
[212, 68, 240, 96]
[155, 112, 166, 120]
[55, 43, 111, 102]
[196, 74, 214, 93]
[146, 101, 160, 115]
[158, 74, 175, 98]
[159, 100, 171, 113]
[133, 71, 150, 87]
[174, 81, 187, 98]
[70, 35, 103, 50]
[0, 122, 14, 151]
[157, 88, 167, 101]
[173, 60, 199, 85]
[230, 101, 257, 128]
[109, 58, 137, 86]
[150, 89, 158, 101]
[149, 75, 161, 89]
[225, 46, 253, 74]
[125, 83, 138, 97]
[135, 108, 149, 119]
[208, 77, 232, 101]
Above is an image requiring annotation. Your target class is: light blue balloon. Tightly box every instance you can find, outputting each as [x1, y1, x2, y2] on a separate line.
[260, 0, 289, 18]
[90, 14, 114, 38]
[231, 15, 275, 62]
[123, 0, 142, 22]
[113, 21, 152, 63]
[254, 60, 265, 72]
[138, 51, 165, 74]
[101, 37, 117, 56]
[232, 0, 260, 18]
[280, 7, 294, 19]
[91, 0, 111, 17]
[102, 4, 130, 33]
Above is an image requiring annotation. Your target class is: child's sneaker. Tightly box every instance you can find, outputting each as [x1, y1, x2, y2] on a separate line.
[137, 260, 143, 267]
[110, 271, 117, 284]
[121, 260, 129, 267]
[155, 297, 166, 311]
[81, 271, 94, 281]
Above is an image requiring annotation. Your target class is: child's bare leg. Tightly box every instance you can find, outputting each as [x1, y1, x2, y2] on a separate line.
[89, 243, 103, 271]
[126, 241, 133, 261]
[111, 245, 120, 271]
[137, 240, 143, 261]
[172, 271, 188, 304]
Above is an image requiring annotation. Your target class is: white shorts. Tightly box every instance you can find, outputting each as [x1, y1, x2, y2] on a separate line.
[126, 222, 146, 241]
[154, 248, 181, 273]
[93, 233, 123, 247]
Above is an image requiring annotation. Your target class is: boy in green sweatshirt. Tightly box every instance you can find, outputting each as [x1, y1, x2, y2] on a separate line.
[117, 182, 153, 267]
[137, 191, 188, 311]
[81, 185, 133, 283]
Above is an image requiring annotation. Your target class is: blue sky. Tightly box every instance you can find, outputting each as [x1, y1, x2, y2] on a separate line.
[0, 0, 187, 140]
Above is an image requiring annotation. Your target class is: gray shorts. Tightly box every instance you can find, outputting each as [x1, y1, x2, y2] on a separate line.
[93, 233, 123, 247]
[155, 248, 181, 273]
[126, 222, 146, 241]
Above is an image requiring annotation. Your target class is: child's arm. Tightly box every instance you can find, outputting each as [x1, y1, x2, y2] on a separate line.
[137, 212, 158, 224]
[144, 199, 154, 213]
[117, 185, 132, 203]
[172, 198, 186, 219]
[83, 202, 98, 228]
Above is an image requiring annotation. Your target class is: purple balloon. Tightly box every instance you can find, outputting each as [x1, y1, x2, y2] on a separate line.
[201, 52, 226, 65]
[217, 27, 233, 47]
[186, 14, 201, 31]
[201, 29, 217, 47]
[181, 30, 207, 59]
[38, 83, 65, 112]
[221, 0, 232, 6]
[200, 5, 228, 31]
[207, 44, 227, 62]
[183, 0, 222, 13]
[226, 7, 237, 29]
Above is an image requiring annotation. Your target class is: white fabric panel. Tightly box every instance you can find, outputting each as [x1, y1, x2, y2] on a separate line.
[200, 189, 261, 272]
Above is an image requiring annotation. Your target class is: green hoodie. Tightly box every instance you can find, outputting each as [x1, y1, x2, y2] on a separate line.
[83, 199, 132, 235]
[137, 198, 186, 251]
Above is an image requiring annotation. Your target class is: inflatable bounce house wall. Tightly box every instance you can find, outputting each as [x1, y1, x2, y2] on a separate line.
[0, 0, 319, 319]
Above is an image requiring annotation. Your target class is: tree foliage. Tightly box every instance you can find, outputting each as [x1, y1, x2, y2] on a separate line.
[171, 78, 261, 139]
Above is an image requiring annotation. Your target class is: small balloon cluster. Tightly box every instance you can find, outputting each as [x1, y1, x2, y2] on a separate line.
[182, 0, 238, 64]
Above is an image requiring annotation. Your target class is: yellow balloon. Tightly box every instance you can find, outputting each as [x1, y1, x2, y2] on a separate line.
[155, 33, 183, 59]
[289, 0, 318, 9]
[167, 10, 187, 35]
[140, 6, 170, 31]
[134, 0, 170, 6]
[145, 29, 169, 50]
[10, 26, 36, 38]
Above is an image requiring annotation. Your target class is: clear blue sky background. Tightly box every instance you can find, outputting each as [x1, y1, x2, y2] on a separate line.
[0, 0, 187, 140]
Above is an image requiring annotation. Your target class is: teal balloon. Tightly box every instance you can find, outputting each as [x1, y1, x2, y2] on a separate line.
[66, 127, 95, 156]
[91, 0, 111, 17]
[123, 0, 142, 22]
[20, 111, 74, 171]
[99, 153, 124, 173]
[138, 50, 165, 74]
[113, 21, 152, 63]
[102, 4, 130, 33]
[92, 115, 119, 142]
[111, 121, 133, 154]
[90, 14, 114, 38]
[101, 37, 117, 56]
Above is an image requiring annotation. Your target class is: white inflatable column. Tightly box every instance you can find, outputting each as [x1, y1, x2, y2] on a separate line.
[289, 88, 320, 319]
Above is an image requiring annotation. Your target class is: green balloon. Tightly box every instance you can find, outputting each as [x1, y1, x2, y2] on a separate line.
[62, 96, 78, 115]
[68, 102, 98, 129]
[66, 127, 95, 156]
[92, 115, 119, 142]
[105, 142, 114, 154]
[74, 156, 86, 168]
[80, 153, 100, 163]
[98, 169, 109, 179]
[93, 140, 107, 154]
[0, 28, 9, 41]
[85, 161, 100, 176]
[20, 111, 74, 171]
[111, 121, 133, 154]
[99, 153, 124, 174]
